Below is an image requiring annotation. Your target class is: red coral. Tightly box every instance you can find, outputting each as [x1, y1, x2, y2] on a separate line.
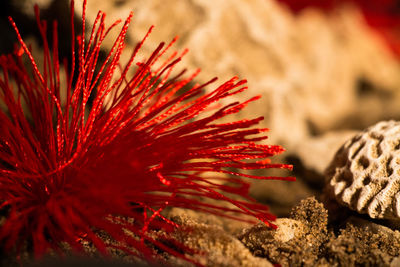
[0, 0, 293, 263]
[278, 0, 400, 57]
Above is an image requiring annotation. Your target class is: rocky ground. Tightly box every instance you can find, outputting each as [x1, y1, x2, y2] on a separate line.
[3, 0, 400, 266]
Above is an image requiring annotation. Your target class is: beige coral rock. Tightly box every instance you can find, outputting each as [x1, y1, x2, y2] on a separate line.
[294, 130, 358, 176]
[167, 216, 273, 267]
[325, 120, 400, 220]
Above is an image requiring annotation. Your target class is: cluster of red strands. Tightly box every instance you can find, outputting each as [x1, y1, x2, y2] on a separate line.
[278, 0, 400, 58]
[0, 0, 293, 264]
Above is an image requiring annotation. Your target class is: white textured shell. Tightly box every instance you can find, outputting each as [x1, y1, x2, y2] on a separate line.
[325, 120, 400, 220]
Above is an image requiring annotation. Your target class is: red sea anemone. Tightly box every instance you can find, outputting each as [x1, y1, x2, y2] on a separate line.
[0, 0, 293, 264]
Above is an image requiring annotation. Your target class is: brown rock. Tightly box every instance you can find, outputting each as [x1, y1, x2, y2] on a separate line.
[239, 197, 330, 266]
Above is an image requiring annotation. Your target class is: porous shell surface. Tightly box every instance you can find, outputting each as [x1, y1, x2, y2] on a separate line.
[326, 120, 400, 220]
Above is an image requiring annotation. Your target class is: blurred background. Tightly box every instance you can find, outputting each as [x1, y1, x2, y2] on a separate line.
[2, 0, 400, 216]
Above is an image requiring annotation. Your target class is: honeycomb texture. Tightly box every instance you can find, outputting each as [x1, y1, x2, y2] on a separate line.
[326, 120, 400, 219]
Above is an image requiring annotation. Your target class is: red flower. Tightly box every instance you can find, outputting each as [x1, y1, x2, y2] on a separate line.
[0, 0, 293, 263]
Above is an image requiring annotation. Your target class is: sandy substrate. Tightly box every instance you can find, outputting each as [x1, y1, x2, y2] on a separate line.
[5, 197, 399, 266]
